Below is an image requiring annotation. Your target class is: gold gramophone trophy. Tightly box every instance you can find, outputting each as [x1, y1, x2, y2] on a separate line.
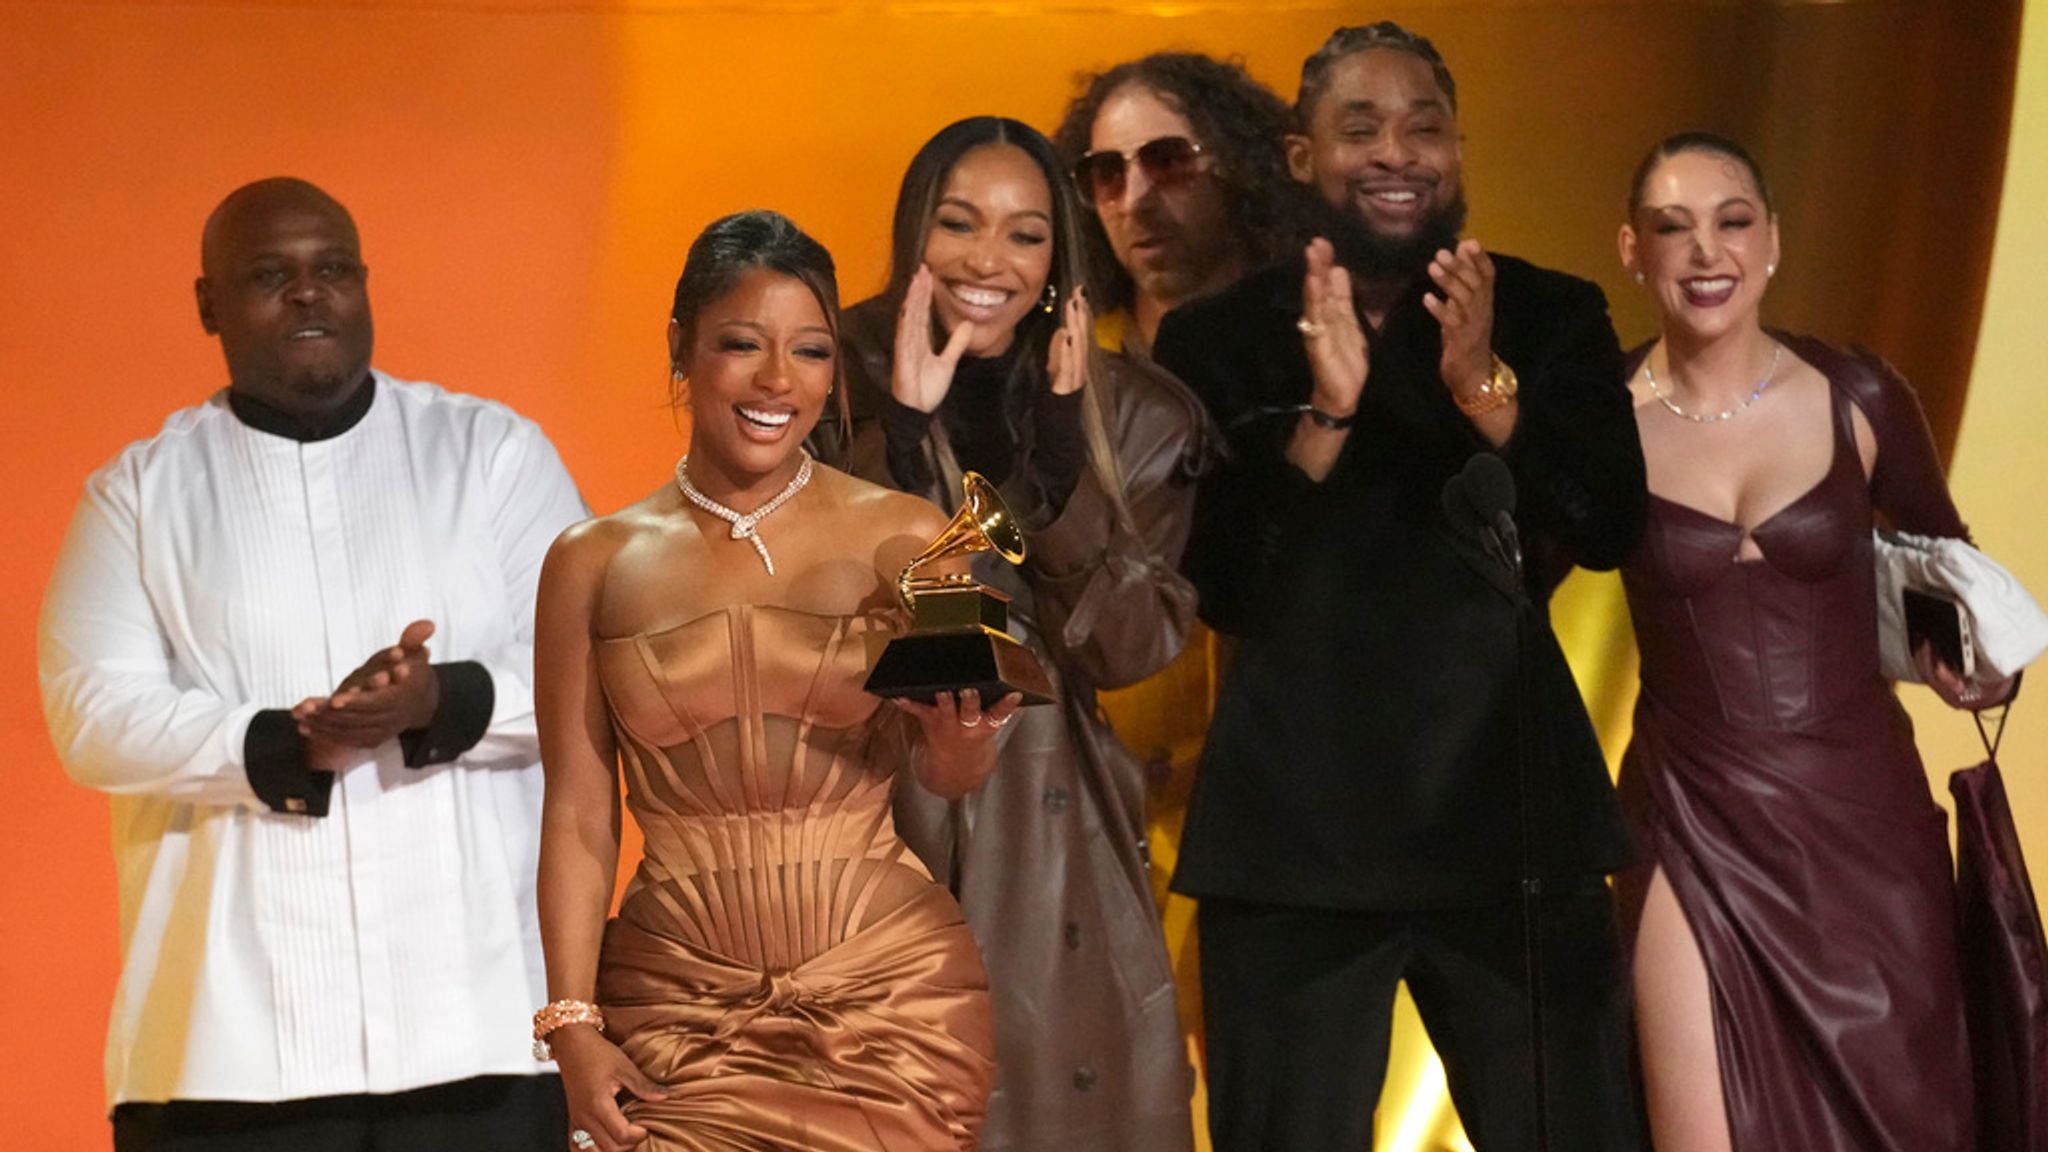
[864, 471, 1056, 707]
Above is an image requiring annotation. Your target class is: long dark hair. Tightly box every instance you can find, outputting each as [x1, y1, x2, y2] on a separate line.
[880, 116, 1130, 525]
[671, 208, 847, 428]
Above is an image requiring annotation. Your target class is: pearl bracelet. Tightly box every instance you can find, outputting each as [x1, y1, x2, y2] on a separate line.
[532, 998, 605, 1061]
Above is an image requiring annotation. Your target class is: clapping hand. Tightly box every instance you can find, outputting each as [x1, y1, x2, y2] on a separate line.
[293, 619, 441, 750]
[893, 264, 976, 414]
[1422, 238, 1497, 397]
[1300, 237, 1367, 418]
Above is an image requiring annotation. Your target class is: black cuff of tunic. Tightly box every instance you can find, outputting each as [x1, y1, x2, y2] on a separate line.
[399, 661, 494, 769]
[881, 397, 937, 493]
[245, 709, 335, 817]
[1031, 390, 1086, 515]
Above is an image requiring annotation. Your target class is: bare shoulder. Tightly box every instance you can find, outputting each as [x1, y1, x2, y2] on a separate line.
[812, 464, 949, 542]
[1778, 342, 1880, 473]
[545, 484, 678, 581]
[806, 464, 949, 593]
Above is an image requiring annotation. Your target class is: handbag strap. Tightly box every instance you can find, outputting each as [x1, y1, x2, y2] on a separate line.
[1975, 669, 2023, 762]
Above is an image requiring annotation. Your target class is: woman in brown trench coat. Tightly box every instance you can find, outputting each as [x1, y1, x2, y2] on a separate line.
[813, 115, 1211, 1152]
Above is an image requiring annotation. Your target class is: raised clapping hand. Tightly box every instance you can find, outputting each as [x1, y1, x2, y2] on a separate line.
[292, 619, 441, 760]
[1300, 237, 1368, 418]
[1046, 284, 1090, 397]
[550, 1025, 668, 1152]
[1423, 238, 1498, 398]
[893, 264, 976, 414]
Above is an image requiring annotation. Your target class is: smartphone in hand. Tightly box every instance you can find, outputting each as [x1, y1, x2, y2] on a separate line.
[1903, 586, 1976, 680]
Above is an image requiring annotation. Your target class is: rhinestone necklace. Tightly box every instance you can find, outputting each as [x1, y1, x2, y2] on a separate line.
[1646, 342, 1782, 424]
[673, 451, 812, 575]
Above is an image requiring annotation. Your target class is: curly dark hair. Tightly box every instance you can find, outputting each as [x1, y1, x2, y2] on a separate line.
[1051, 52, 1298, 316]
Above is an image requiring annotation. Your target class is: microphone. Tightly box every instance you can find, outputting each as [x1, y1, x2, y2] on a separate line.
[1442, 452, 1522, 591]
[1467, 454, 1522, 585]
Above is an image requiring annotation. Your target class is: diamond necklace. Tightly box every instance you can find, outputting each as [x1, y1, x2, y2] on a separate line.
[1645, 342, 1782, 424]
[673, 451, 813, 575]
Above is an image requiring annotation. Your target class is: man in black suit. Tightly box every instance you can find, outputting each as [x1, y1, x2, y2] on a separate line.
[1153, 23, 1647, 1152]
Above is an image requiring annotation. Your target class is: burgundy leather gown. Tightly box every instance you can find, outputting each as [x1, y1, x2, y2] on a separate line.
[1615, 334, 1975, 1151]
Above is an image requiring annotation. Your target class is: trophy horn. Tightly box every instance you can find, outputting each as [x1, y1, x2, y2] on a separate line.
[866, 469, 1055, 707]
[897, 471, 1026, 610]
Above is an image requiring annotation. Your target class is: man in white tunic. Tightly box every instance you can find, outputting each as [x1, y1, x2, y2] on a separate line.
[38, 177, 588, 1151]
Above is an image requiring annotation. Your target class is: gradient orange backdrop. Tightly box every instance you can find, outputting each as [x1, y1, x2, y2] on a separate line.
[1, 2, 2029, 1148]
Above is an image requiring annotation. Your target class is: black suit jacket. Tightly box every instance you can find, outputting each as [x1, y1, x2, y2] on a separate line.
[1155, 253, 1645, 908]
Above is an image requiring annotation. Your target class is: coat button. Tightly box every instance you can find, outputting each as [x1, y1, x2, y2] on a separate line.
[1072, 1065, 1097, 1091]
[1064, 921, 1082, 950]
[1042, 787, 1070, 813]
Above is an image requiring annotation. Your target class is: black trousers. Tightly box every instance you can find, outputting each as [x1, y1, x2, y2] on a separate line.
[1198, 888, 1642, 1152]
[112, 1074, 567, 1152]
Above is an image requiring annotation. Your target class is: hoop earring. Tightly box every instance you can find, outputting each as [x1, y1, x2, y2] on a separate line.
[1041, 282, 1058, 314]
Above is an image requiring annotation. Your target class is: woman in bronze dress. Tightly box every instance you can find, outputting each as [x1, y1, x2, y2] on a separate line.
[816, 117, 1209, 1152]
[533, 210, 1011, 1152]
[1614, 132, 2005, 1152]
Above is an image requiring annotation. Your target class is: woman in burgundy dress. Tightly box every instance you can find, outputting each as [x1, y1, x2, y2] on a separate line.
[1613, 132, 2004, 1152]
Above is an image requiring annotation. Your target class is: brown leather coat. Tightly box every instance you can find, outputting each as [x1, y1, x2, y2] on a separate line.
[818, 297, 1211, 1152]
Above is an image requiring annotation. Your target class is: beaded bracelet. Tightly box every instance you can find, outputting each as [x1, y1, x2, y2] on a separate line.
[531, 998, 606, 1061]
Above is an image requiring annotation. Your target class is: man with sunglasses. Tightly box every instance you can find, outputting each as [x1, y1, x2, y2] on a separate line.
[1053, 52, 1296, 358]
[1153, 23, 1647, 1152]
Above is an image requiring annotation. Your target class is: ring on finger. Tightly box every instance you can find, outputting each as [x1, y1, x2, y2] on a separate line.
[988, 713, 1013, 729]
[1296, 317, 1325, 338]
[570, 1130, 597, 1151]
[957, 713, 982, 728]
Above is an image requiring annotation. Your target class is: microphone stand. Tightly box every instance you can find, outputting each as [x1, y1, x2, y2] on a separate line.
[1445, 455, 1548, 1152]
[1490, 508, 1550, 1152]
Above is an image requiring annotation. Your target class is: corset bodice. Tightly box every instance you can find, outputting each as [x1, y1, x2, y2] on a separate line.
[1623, 378, 1890, 729]
[596, 604, 928, 969]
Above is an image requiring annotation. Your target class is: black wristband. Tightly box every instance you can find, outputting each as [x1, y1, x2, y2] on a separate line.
[1301, 404, 1355, 430]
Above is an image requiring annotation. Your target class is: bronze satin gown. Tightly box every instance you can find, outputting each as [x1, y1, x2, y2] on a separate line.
[1615, 337, 1975, 1151]
[593, 604, 996, 1151]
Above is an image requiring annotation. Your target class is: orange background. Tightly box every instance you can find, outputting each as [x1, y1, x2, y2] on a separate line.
[1, 1, 2031, 1148]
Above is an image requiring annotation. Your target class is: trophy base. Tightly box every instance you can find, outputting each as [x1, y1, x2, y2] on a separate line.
[864, 628, 1056, 707]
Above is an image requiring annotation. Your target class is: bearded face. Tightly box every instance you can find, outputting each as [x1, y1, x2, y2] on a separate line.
[1289, 47, 1466, 283]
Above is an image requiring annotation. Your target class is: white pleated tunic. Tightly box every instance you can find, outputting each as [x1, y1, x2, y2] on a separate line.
[38, 373, 587, 1109]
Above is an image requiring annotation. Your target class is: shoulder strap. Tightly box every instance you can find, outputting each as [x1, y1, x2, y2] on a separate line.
[1976, 670, 2022, 761]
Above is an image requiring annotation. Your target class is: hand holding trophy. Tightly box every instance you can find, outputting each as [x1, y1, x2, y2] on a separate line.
[865, 471, 1056, 707]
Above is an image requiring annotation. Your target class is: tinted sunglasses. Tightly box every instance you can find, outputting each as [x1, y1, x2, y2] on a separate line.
[1072, 136, 1208, 207]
